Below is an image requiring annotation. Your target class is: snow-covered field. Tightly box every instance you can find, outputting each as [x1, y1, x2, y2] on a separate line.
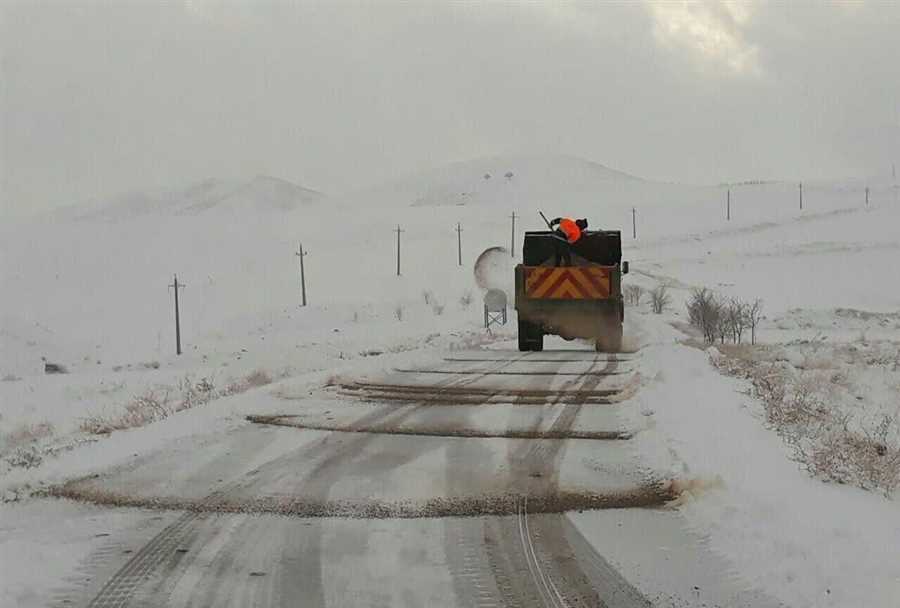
[2, 154, 899, 606]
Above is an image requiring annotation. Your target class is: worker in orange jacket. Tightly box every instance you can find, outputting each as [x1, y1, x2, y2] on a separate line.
[549, 217, 588, 266]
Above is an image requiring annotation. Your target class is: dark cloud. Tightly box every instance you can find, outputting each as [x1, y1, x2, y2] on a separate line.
[2, 1, 898, 217]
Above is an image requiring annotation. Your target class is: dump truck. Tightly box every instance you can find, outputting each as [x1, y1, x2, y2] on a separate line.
[514, 229, 628, 352]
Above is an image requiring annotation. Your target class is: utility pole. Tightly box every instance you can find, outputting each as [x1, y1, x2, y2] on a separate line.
[455, 222, 463, 266]
[632, 207, 636, 239]
[168, 274, 185, 355]
[394, 225, 404, 276]
[727, 189, 731, 221]
[510, 211, 517, 258]
[799, 182, 803, 210]
[295, 241, 307, 306]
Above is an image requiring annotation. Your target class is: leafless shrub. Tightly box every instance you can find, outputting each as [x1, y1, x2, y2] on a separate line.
[688, 289, 762, 346]
[422, 290, 434, 305]
[394, 304, 404, 321]
[79, 415, 110, 435]
[6, 446, 42, 469]
[459, 290, 473, 309]
[687, 288, 722, 343]
[431, 302, 445, 316]
[726, 297, 749, 344]
[176, 375, 216, 411]
[649, 284, 671, 314]
[748, 298, 763, 345]
[623, 284, 644, 307]
[2, 374, 20, 382]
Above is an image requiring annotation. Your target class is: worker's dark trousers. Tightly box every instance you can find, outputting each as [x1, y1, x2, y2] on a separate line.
[554, 230, 573, 266]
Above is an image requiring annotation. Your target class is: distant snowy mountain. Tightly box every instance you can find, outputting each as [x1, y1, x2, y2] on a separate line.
[66, 175, 324, 221]
[338, 154, 665, 210]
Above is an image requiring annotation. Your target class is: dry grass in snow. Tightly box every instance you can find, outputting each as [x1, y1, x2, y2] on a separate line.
[79, 369, 274, 435]
[713, 343, 900, 497]
[1, 422, 56, 469]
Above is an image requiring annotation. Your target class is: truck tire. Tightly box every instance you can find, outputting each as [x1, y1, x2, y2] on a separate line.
[518, 320, 543, 352]
[518, 319, 532, 351]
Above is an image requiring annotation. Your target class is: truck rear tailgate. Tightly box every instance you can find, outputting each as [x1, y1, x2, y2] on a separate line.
[523, 266, 614, 300]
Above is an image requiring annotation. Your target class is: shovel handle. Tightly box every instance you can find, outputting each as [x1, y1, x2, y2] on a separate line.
[538, 211, 554, 229]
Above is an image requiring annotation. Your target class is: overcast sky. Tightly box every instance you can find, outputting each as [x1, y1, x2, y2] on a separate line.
[2, 1, 899, 217]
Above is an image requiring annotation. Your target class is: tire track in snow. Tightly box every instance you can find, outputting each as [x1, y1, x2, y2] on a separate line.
[76, 354, 532, 607]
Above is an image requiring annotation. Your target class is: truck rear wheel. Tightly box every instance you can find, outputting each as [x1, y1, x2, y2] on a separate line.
[518, 320, 543, 352]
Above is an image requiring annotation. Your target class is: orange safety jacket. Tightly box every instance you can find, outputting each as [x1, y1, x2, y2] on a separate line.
[558, 218, 582, 244]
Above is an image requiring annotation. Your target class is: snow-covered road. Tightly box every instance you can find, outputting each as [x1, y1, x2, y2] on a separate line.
[38, 346, 781, 608]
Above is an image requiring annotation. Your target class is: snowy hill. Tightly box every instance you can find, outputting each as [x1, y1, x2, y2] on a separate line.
[65, 175, 324, 221]
[341, 153, 896, 222]
[343, 154, 645, 209]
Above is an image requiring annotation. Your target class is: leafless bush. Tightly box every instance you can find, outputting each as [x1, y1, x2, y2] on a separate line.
[422, 290, 434, 305]
[394, 304, 404, 321]
[459, 290, 473, 309]
[2, 374, 20, 382]
[687, 288, 722, 343]
[431, 302, 445, 316]
[726, 297, 748, 344]
[80, 415, 118, 435]
[688, 289, 762, 346]
[648, 284, 671, 314]
[623, 284, 644, 307]
[176, 375, 216, 411]
[6, 446, 42, 469]
[748, 298, 763, 345]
